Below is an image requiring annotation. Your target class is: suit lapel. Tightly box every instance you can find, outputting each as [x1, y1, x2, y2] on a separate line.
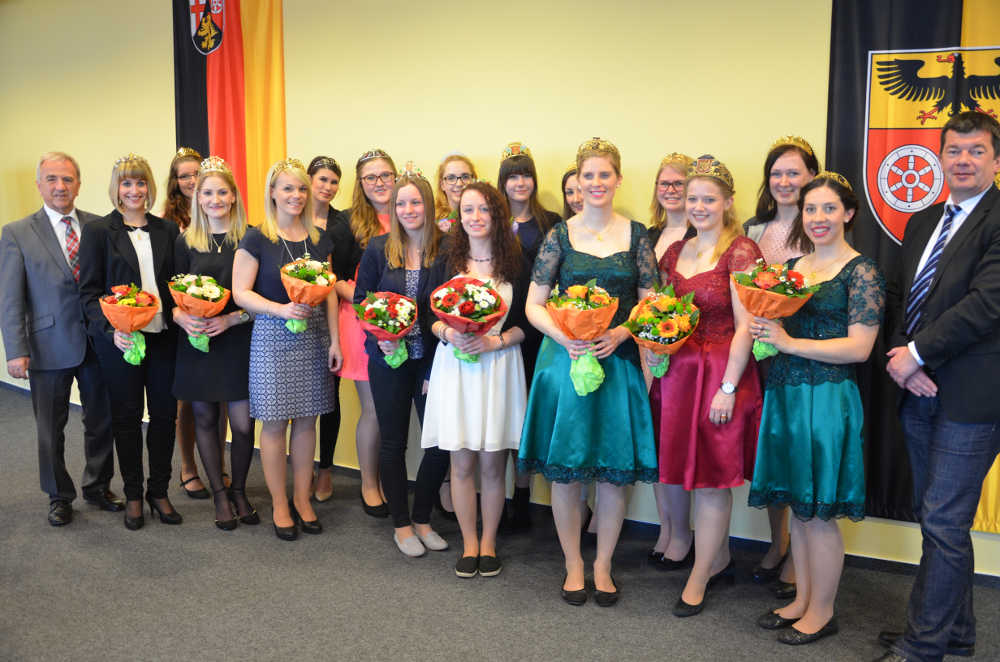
[902, 206, 940, 295]
[108, 212, 141, 277]
[925, 186, 998, 300]
[28, 209, 75, 281]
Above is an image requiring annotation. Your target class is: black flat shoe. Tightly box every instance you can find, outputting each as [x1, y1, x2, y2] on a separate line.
[647, 549, 664, 562]
[83, 489, 124, 512]
[773, 580, 797, 599]
[478, 555, 502, 577]
[777, 618, 839, 645]
[877, 630, 974, 658]
[752, 552, 787, 583]
[455, 556, 478, 578]
[123, 500, 144, 530]
[655, 542, 695, 571]
[273, 522, 298, 541]
[289, 498, 322, 534]
[672, 560, 735, 617]
[146, 495, 183, 524]
[48, 500, 72, 526]
[180, 474, 210, 499]
[594, 575, 619, 607]
[361, 492, 389, 518]
[560, 574, 587, 606]
[757, 609, 797, 630]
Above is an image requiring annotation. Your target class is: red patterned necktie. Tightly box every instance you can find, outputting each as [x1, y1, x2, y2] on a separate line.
[61, 216, 80, 281]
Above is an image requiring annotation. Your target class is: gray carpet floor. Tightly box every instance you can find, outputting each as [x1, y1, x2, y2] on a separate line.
[1, 385, 997, 662]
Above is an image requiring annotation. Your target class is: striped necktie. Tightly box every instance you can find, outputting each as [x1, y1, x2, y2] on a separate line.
[61, 216, 80, 282]
[904, 204, 959, 336]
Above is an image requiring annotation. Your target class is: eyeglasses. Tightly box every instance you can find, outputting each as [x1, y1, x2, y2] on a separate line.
[443, 174, 473, 185]
[657, 180, 685, 191]
[361, 172, 396, 185]
[178, 173, 198, 181]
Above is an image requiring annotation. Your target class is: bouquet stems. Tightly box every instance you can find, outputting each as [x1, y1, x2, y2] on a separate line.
[123, 331, 146, 365]
[569, 350, 605, 396]
[650, 355, 670, 378]
[384, 342, 408, 369]
[752, 338, 779, 361]
[285, 318, 307, 333]
[188, 332, 210, 353]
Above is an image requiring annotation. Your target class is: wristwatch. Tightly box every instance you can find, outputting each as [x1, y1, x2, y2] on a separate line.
[720, 381, 736, 395]
[238, 310, 250, 324]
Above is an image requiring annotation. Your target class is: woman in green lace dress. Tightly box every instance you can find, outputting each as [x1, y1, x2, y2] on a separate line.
[747, 172, 885, 645]
[518, 138, 659, 607]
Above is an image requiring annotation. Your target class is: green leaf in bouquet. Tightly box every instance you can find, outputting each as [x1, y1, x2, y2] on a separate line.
[123, 331, 146, 365]
[188, 332, 210, 353]
[583, 278, 598, 289]
[384, 342, 408, 368]
[733, 272, 754, 286]
[752, 338, 779, 361]
[570, 351, 605, 396]
[285, 318, 307, 333]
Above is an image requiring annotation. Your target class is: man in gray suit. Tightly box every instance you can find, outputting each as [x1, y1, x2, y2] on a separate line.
[0, 152, 122, 526]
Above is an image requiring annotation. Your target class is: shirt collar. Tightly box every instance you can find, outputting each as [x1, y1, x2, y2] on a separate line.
[946, 186, 990, 217]
[42, 204, 78, 225]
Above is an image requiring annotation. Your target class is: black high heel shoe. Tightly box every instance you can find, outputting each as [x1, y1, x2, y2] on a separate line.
[289, 498, 322, 534]
[212, 489, 237, 531]
[360, 492, 389, 518]
[228, 488, 260, 525]
[123, 499, 144, 530]
[145, 495, 183, 524]
[672, 559, 736, 617]
[655, 539, 695, 571]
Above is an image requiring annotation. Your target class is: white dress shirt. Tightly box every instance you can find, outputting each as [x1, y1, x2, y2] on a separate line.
[42, 204, 79, 267]
[126, 226, 166, 333]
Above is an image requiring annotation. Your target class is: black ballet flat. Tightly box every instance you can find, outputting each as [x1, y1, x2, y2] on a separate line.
[123, 500, 144, 530]
[655, 542, 695, 572]
[757, 608, 797, 630]
[560, 574, 588, 606]
[361, 492, 389, 518]
[777, 618, 839, 645]
[752, 552, 787, 584]
[594, 575, 620, 607]
[773, 581, 797, 600]
[289, 498, 322, 534]
[672, 560, 735, 617]
[146, 495, 183, 524]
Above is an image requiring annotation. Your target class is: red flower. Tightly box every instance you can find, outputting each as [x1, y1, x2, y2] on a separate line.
[363, 308, 376, 320]
[753, 271, 780, 290]
[103, 295, 117, 304]
[440, 292, 460, 309]
[388, 305, 399, 319]
[459, 300, 475, 316]
[787, 270, 804, 288]
[135, 292, 154, 306]
[111, 285, 130, 295]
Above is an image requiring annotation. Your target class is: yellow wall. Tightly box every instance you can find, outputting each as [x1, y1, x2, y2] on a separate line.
[2, 0, 997, 574]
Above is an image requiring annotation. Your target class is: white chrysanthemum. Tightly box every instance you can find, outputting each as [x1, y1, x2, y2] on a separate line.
[315, 276, 328, 286]
[188, 285, 203, 297]
[203, 285, 221, 299]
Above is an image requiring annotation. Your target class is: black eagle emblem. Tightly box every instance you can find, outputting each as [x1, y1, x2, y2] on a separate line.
[876, 53, 1000, 124]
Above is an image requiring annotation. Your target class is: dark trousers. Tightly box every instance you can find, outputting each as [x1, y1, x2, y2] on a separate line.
[93, 329, 178, 501]
[318, 375, 341, 469]
[28, 341, 114, 503]
[368, 353, 449, 528]
[896, 393, 1000, 662]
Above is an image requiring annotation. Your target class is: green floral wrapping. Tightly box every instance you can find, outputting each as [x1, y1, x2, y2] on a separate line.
[188, 332, 210, 353]
[285, 319, 307, 333]
[384, 342, 408, 369]
[123, 331, 146, 366]
[650, 355, 670, 378]
[752, 338, 779, 361]
[570, 351, 605, 396]
[453, 347, 479, 363]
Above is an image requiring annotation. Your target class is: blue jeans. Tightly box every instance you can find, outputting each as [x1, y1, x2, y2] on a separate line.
[895, 393, 999, 662]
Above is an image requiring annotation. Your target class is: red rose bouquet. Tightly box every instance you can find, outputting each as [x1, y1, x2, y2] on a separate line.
[353, 291, 418, 368]
[99, 283, 159, 365]
[545, 279, 619, 396]
[430, 277, 508, 363]
[623, 284, 700, 377]
[169, 274, 230, 352]
[732, 258, 818, 359]
[280, 255, 336, 333]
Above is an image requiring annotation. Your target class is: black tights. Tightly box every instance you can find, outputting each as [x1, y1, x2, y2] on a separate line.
[191, 399, 254, 520]
[317, 376, 341, 469]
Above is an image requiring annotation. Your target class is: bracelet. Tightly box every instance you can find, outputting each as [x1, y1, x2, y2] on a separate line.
[498, 332, 506, 349]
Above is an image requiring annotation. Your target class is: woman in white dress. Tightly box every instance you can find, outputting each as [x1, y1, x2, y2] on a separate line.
[422, 181, 530, 579]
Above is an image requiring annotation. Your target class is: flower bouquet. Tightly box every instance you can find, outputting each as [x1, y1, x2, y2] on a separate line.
[732, 258, 818, 360]
[99, 283, 159, 365]
[353, 291, 418, 368]
[430, 277, 507, 363]
[624, 284, 699, 377]
[169, 274, 231, 352]
[280, 255, 336, 333]
[546, 279, 619, 396]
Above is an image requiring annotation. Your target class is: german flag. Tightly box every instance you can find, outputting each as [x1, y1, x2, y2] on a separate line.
[171, 0, 286, 225]
[826, 0, 1000, 532]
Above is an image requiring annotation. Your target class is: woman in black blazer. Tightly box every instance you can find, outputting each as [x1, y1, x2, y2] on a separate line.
[78, 153, 180, 530]
[354, 171, 450, 557]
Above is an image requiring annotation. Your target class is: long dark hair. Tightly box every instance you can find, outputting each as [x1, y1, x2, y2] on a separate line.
[498, 154, 555, 234]
[561, 167, 578, 220]
[753, 145, 820, 223]
[163, 149, 202, 229]
[446, 182, 523, 285]
[788, 174, 859, 254]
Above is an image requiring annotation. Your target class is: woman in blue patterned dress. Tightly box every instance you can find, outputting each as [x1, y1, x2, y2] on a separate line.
[747, 172, 885, 645]
[518, 138, 659, 606]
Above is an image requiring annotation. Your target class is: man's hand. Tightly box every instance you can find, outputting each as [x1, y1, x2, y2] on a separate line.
[886, 346, 920, 386]
[6, 356, 29, 379]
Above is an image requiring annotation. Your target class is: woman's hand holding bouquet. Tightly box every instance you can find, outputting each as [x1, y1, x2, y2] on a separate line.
[732, 259, 818, 360]
[280, 255, 336, 333]
[624, 284, 700, 377]
[169, 274, 231, 352]
[354, 291, 418, 368]
[430, 277, 507, 363]
[99, 283, 159, 365]
[546, 279, 619, 396]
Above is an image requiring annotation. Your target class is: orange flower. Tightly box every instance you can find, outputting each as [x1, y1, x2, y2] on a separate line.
[651, 296, 677, 312]
[753, 271, 780, 290]
[590, 292, 611, 306]
[657, 319, 679, 338]
[675, 314, 691, 333]
[565, 285, 588, 299]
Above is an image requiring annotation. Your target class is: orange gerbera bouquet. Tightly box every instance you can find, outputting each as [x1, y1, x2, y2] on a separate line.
[280, 255, 336, 333]
[99, 283, 159, 365]
[624, 284, 699, 377]
[732, 258, 818, 359]
[546, 279, 619, 396]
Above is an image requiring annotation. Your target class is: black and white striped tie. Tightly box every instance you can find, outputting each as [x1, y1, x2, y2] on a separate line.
[904, 204, 959, 336]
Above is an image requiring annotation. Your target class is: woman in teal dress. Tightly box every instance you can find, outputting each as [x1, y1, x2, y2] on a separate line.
[747, 172, 885, 645]
[518, 138, 659, 607]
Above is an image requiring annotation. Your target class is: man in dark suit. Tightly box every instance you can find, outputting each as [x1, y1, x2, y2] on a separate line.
[0, 152, 123, 526]
[877, 112, 1000, 662]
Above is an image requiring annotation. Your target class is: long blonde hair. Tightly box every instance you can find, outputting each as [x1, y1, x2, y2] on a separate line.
[385, 174, 441, 269]
[649, 153, 693, 230]
[350, 151, 397, 249]
[185, 165, 248, 253]
[260, 159, 319, 244]
[688, 175, 742, 262]
[434, 154, 478, 219]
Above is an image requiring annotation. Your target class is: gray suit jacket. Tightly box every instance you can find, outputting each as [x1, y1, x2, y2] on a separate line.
[0, 207, 100, 370]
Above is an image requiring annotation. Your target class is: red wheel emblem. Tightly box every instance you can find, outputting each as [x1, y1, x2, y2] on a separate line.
[876, 145, 944, 213]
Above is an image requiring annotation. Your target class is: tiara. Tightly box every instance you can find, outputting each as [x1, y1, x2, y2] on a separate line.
[176, 147, 202, 160]
[502, 142, 531, 160]
[769, 135, 814, 157]
[114, 153, 149, 168]
[564, 162, 578, 174]
[399, 160, 426, 180]
[687, 154, 734, 190]
[815, 170, 853, 191]
[310, 156, 339, 172]
[199, 156, 230, 175]
[577, 137, 621, 161]
[659, 152, 694, 171]
[273, 157, 305, 172]
[358, 148, 390, 165]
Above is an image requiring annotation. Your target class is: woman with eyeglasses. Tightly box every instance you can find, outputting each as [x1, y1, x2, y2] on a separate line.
[308, 155, 349, 502]
[435, 153, 478, 233]
[561, 165, 583, 220]
[742, 137, 819, 598]
[335, 149, 398, 518]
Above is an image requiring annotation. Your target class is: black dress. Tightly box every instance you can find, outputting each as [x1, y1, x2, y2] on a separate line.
[172, 233, 251, 402]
